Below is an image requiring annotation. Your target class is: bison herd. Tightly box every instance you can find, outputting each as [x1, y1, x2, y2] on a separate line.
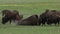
[2, 9, 60, 26]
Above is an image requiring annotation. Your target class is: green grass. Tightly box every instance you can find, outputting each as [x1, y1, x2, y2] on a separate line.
[0, 25, 60, 34]
[0, 0, 60, 34]
[0, 0, 60, 4]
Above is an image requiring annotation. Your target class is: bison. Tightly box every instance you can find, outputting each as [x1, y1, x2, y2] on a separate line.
[38, 9, 49, 26]
[2, 10, 23, 24]
[46, 10, 60, 26]
[38, 9, 60, 26]
[17, 15, 38, 26]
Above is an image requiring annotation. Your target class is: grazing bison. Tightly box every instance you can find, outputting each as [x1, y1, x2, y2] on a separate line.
[2, 10, 23, 24]
[46, 10, 60, 26]
[38, 13, 48, 26]
[38, 9, 60, 26]
[17, 15, 38, 25]
[47, 11, 60, 26]
[38, 9, 49, 26]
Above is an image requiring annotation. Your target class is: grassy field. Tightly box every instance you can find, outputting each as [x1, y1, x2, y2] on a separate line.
[0, 0, 60, 34]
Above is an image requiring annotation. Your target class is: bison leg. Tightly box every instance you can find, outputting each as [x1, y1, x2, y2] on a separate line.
[9, 20, 11, 24]
[57, 21, 59, 26]
[42, 22, 45, 26]
[58, 22, 59, 26]
[37, 22, 41, 26]
[47, 21, 52, 26]
[42, 23, 45, 26]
